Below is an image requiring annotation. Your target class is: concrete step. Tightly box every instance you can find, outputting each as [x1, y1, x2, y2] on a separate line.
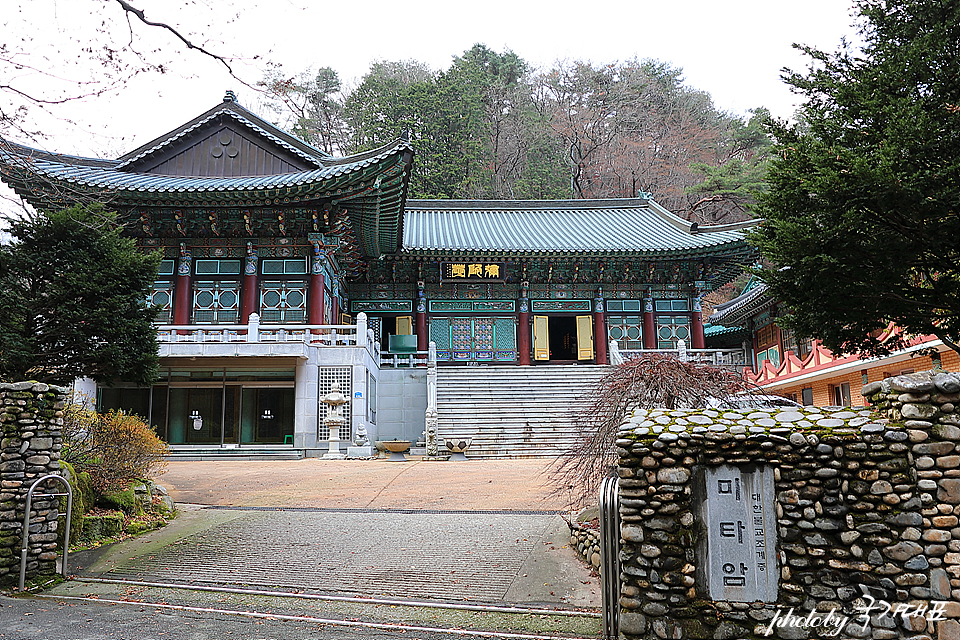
[168, 447, 304, 461]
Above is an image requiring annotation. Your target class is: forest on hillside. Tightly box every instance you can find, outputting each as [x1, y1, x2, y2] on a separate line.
[259, 45, 773, 224]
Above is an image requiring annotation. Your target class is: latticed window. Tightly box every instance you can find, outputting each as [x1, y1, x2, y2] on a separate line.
[259, 281, 307, 324]
[654, 299, 689, 313]
[608, 315, 643, 350]
[150, 281, 174, 324]
[261, 259, 307, 275]
[756, 323, 778, 350]
[656, 316, 690, 349]
[193, 281, 240, 324]
[195, 259, 241, 276]
[781, 328, 812, 359]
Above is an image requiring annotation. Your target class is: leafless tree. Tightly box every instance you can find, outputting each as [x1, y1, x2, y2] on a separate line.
[549, 354, 753, 509]
[2, 0, 247, 141]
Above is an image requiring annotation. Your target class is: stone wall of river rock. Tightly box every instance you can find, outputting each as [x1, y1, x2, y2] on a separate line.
[615, 369, 960, 640]
[0, 382, 67, 586]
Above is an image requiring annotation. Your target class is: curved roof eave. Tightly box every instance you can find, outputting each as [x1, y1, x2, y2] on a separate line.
[1, 139, 413, 207]
[401, 199, 756, 255]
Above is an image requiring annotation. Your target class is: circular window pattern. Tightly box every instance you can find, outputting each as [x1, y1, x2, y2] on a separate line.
[286, 290, 304, 307]
[676, 326, 690, 340]
[153, 291, 170, 306]
[626, 326, 641, 340]
[658, 326, 673, 340]
[610, 327, 624, 340]
[219, 291, 238, 308]
[196, 291, 215, 307]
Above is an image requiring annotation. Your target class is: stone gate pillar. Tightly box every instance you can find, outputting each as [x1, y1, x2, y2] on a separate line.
[0, 382, 67, 586]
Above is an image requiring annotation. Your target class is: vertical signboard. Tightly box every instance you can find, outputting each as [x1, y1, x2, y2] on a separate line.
[699, 465, 777, 602]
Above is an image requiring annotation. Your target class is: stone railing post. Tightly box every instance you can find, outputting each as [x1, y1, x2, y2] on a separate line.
[676, 338, 687, 362]
[0, 382, 68, 586]
[424, 342, 439, 456]
[356, 312, 368, 348]
[246, 313, 260, 342]
[609, 339, 623, 365]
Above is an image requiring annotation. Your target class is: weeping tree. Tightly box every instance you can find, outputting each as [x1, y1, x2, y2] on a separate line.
[550, 354, 753, 508]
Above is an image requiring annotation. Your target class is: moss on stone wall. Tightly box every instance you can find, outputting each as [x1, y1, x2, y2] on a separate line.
[615, 371, 960, 639]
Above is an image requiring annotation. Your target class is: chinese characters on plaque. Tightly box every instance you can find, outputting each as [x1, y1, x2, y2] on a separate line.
[440, 262, 506, 282]
[700, 465, 777, 602]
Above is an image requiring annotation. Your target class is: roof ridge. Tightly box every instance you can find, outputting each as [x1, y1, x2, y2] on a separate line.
[404, 197, 653, 210]
[0, 139, 118, 169]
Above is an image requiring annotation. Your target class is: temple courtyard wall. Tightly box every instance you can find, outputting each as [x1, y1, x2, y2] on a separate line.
[0, 382, 67, 586]
[615, 369, 960, 640]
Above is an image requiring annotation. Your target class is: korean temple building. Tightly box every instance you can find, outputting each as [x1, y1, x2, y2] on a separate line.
[0, 92, 756, 456]
[709, 280, 960, 407]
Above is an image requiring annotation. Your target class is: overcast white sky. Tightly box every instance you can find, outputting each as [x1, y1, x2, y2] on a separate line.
[2, 0, 861, 211]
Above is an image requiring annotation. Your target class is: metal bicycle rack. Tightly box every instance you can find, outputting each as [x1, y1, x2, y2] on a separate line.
[599, 476, 621, 640]
[19, 474, 73, 591]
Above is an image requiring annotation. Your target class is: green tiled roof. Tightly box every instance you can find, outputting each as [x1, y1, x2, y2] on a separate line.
[708, 282, 773, 327]
[0, 138, 412, 207]
[0, 95, 414, 258]
[402, 198, 754, 258]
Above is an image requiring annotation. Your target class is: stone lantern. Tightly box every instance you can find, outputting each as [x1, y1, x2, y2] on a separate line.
[321, 382, 347, 460]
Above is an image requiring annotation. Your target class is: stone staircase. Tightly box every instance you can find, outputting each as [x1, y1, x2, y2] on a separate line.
[435, 365, 611, 458]
[167, 447, 304, 461]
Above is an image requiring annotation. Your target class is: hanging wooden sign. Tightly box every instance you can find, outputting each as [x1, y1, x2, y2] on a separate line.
[440, 261, 506, 282]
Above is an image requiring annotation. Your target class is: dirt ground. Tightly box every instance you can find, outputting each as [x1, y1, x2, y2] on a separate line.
[156, 457, 576, 511]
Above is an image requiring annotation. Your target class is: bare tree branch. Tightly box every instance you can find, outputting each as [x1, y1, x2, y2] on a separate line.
[547, 354, 760, 509]
[114, 0, 235, 75]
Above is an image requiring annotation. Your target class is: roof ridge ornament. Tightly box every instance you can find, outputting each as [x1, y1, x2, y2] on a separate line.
[223, 90, 237, 103]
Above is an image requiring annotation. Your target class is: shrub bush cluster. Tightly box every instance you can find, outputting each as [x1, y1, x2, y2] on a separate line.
[61, 404, 169, 493]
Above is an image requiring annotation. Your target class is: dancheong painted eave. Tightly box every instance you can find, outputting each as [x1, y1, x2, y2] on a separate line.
[401, 198, 756, 258]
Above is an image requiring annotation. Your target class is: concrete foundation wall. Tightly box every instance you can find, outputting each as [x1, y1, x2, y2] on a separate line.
[374, 369, 427, 443]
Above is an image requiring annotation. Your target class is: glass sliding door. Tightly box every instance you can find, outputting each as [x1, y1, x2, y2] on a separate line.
[116, 368, 297, 446]
[247, 387, 295, 444]
[167, 386, 224, 445]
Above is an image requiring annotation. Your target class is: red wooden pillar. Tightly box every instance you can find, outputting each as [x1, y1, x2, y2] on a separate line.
[517, 292, 531, 365]
[416, 287, 428, 351]
[593, 295, 607, 364]
[241, 248, 258, 323]
[309, 254, 325, 325]
[642, 294, 656, 349]
[691, 295, 705, 349]
[174, 247, 192, 328]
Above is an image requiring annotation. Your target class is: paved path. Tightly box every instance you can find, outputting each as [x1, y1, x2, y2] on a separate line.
[67, 458, 599, 609]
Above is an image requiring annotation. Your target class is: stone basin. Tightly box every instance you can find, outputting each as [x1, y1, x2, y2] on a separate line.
[383, 440, 410, 462]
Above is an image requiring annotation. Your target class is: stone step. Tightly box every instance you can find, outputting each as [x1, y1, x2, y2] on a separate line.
[433, 365, 608, 458]
[168, 448, 304, 461]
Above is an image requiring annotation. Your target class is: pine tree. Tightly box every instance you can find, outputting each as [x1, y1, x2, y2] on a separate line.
[751, 0, 960, 356]
[0, 205, 161, 385]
